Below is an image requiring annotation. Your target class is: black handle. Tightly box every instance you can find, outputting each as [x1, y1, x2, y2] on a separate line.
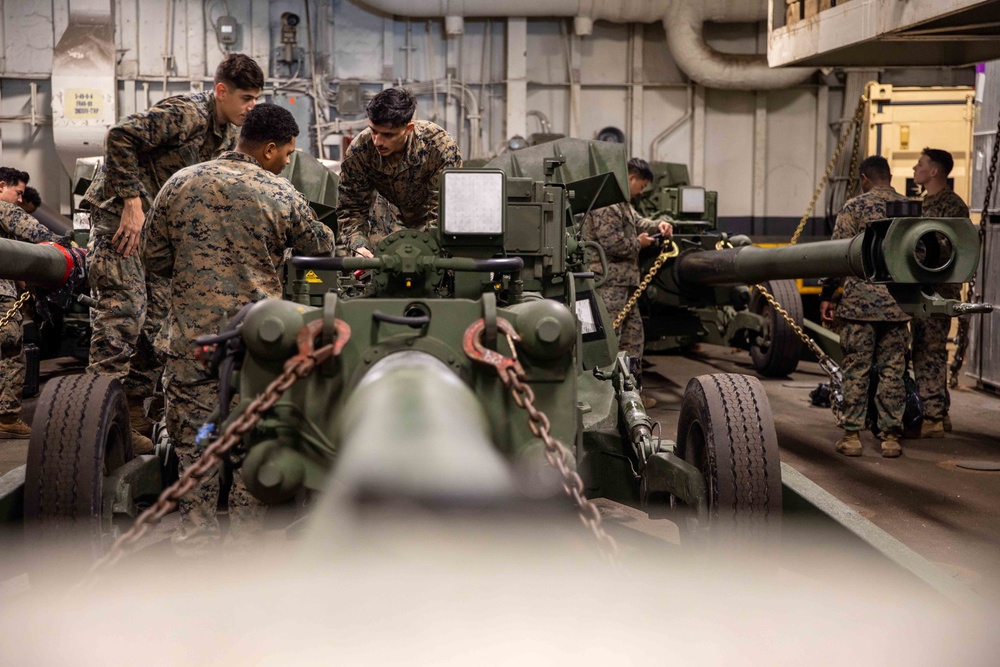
[372, 310, 430, 328]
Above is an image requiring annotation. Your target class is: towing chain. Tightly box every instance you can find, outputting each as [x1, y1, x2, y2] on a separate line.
[464, 318, 619, 562]
[77, 319, 341, 588]
[0, 290, 31, 330]
[753, 283, 844, 418]
[789, 84, 872, 246]
[612, 239, 679, 331]
[950, 109, 1000, 387]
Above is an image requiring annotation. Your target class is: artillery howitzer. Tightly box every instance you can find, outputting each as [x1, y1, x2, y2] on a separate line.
[0, 141, 988, 588]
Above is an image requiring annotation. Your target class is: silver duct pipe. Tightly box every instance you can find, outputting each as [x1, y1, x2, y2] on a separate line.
[359, 0, 814, 90]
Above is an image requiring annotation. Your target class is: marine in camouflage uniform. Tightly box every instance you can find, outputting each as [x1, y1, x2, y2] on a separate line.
[582, 202, 662, 366]
[145, 105, 335, 553]
[912, 187, 968, 428]
[821, 159, 908, 456]
[0, 201, 59, 430]
[83, 90, 239, 409]
[338, 119, 462, 254]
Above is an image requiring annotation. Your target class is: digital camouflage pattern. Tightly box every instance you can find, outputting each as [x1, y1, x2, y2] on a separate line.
[826, 185, 910, 436]
[840, 320, 909, 434]
[83, 91, 237, 226]
[337, 120, 461, 253]
[827, 185, 909, 322]
[84, 91, 238, 401]
[145, 151, 336, 358]
[0, 202, 59, 415]
[144, 150, 335, 548]
[582, 202, 660, 364]
[911, 187, 969, 421]
[369, 194, 406, 247]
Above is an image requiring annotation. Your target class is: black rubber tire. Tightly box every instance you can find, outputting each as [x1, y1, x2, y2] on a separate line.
[675, 373, 782, 539]
[23, 373, 133, 557]
[749, 279, 804, 378]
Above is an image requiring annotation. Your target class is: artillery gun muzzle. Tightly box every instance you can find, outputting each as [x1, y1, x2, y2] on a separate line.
[0, 236, 83, 288]
[673, 217, 981, 289]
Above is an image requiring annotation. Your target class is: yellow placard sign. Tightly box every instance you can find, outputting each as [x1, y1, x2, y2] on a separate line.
[66, 89, 102, 119]
[304, 270, 323, 284]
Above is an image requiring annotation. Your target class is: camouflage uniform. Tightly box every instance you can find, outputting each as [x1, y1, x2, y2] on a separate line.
[145, 151, 336, 551]
[582, 202, 660, 365]
[0, 202, 59, 416]
[337, 120, 461, 253]
[823, 185, 910, 435]
[912, 188, 969, 421]
[83, 91, 238, 404]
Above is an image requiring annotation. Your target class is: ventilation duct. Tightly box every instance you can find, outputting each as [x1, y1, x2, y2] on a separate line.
[50, 1, 117, 179]
[359, 0, 813, 90]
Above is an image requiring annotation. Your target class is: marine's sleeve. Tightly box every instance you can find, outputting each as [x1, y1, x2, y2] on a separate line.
[423, 132, 463, 227]
[584, 205, 639, 261]
[143, 180, 177, 278]
[336, 142, 375, 252]
[287, 192, 337, 256]
[630, 205, 663, 235]
[820, 205, 857, 297]
[6, 207, 60, 244]
[102, 99, 203, 200]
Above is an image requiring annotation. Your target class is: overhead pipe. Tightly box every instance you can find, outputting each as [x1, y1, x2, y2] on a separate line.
[359, 0, 814, 90]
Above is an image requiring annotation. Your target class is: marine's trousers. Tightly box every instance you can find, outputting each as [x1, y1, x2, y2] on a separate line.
[163, 357, 264, 553]
[0, 299, 24, 416]
[839, 319, 909, 434]
[86, 213, 163, 402]
[911, 314, 952, 422]
[599, 285, 644, 367]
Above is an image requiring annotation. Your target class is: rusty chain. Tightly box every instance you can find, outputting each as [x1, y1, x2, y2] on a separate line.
[789, 84, 873, 246]
[950, 109, 1000, 387]
[464, 319, 619, 562]
[76, 328, 339, 589]
[501, 363, 620, 561]
[612, 239, 679, 331]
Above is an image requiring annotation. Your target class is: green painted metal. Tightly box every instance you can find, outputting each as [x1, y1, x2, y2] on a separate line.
[280, 149, 339, 225]
[0, 237, 73, 287]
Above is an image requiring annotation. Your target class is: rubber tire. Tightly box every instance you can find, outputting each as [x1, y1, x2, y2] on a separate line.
[749, 279, 804, 378]
[675, 373, 782, 540]
[23, 373, 133, 558]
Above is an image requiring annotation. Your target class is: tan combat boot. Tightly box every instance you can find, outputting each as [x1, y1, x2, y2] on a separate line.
[835, 430, 862, 457]
[0, 414, 30, 439]
[919, 419, 945, 439]
[880, 433, 902, 458]
[942, 414, 953, 432]
[641, 395, 658, 409]
[129, 402, 154, 438]
[131, 429, 154, 456]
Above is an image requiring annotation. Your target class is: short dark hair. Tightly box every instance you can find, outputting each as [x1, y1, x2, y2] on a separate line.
[922, 147, 955, 177]
[859, 156, 892, 182]
[22, 186, 41, 207]
[366, 88, 416, 128]
[627, 158, 654, 182]
[215, 53, 264, 91]
[239, 103, 299, 150]
[0, 166, 29, 187]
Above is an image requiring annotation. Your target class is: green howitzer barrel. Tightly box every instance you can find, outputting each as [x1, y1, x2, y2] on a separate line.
[0, 237, 82, 288]
[668, 217, 991, 317]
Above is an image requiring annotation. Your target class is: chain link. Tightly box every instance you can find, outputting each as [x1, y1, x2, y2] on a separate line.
[789, 84, 873, 246]
[612, 240, 679, 330]
[76, 332, 339, 590]
[949, 109, 1000, 387]
[500, 363, 620, 561]
[753, 283, 843, 416]
[0, 290, 31, 331]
